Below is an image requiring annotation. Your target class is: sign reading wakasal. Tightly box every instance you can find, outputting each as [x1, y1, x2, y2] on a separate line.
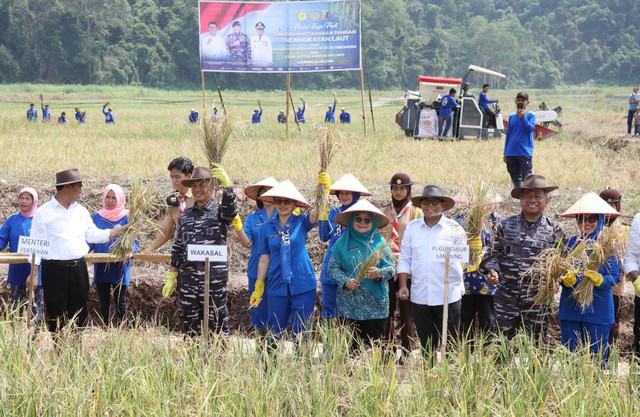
[187, 244, 228, 262]
[198, 0, 361, 72]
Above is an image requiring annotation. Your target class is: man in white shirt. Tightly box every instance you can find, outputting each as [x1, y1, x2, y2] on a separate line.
[397, 185, 467, 358]
[250, 22, 273, 68]
[622, 213, 640, 357]
[28, 169, 128, 333]
[200, 21, 226, 61]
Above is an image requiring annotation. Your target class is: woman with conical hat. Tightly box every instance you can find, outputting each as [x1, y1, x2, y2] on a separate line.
[329, 200, 395, 352]
[234, 177, 278, 337]
[558, 192, 622, 363]
[249, 180, 319, 345]
[380, 173, 421, 363]
[317, 173, 371, 320]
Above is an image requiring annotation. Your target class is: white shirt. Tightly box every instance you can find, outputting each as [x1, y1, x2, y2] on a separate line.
[251, 35, 273, 67]
[624, 214, 640, 275]
[200, 33, 227, 60]
[29, 197, 111, 263]
[397, 215, 467, 306]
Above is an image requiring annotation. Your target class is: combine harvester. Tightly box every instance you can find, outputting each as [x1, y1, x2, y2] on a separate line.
[396, 65, 561, 140]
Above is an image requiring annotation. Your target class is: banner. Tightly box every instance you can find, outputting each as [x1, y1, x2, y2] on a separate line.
[198, 0, 361, 73]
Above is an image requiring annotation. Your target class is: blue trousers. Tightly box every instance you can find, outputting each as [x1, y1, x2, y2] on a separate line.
[438, 114, 452, 137]
[321, 282, 338, 319]
[248, 277, 268, 329]
[560, 320, 611, 362]
[267, 288, 316, 340]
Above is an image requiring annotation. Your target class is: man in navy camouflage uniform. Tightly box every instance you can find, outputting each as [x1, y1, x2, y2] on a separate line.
[164, 164, 237, 337]
[485, 174, 564, 341]
[225, 21, 251, 62]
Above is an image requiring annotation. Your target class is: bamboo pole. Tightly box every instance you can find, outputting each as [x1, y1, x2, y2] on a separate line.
[0, 253, 171, 264]
[360, 68, 367, 137]
[361, 26, 376, 132]
[203, 257, 211, 341]
[285, 73, 291, 138]
[288, 91, 301, 132]
[213, 72, 227, 115]
[201, 71, 207, 114]
[27, 253, 35, 327]
[440, 250, 451, 360]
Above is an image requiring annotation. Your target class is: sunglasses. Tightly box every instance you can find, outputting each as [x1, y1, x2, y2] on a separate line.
[422, 198, 443, 206]
[273, 197, 293, 205]
[354, 216, 372, 225]
[576, 215, 599, 224]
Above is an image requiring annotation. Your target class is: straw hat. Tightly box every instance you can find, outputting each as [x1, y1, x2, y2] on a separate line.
[244, 177, 278, 201]
[181, 167, 211, 187]
[335, 200, 389, 228]
[329, 173, 371, 196]
[259, 180, 310, 208]
[511, 174, 558, 198]
[561, 192, 621, 218]
[55, 168, 82, 186]
[411, 185, 455, 211]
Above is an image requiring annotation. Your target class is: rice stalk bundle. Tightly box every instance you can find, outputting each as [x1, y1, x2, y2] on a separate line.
[200, 112, 233, 168]
[354, 240, 392, 283]
[462, 181, 494, 266]
[524, 240, 577, 305]
[313, 127, 342, 215]
[110, 181, 162, 261]
[571, 221, 628, 309]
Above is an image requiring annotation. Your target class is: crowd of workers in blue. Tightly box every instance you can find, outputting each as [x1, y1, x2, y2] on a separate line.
[26, 102, 114, 125]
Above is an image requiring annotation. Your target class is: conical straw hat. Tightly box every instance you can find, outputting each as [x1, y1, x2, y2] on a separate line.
[244, 177, 278, 201]
[259, 180, 310, 208]
[335, 200, 389, 228]
[561, 192, 621, 218]
[330, 173, 371, 196]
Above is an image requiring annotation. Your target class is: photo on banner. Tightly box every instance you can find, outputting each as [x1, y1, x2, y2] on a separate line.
[198, 0, 361, 73]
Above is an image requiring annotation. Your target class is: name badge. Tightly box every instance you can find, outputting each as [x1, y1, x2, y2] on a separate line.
[18, 236, 50, 256]
[426, 244, 469, 263]
[187, 244, 227, 262]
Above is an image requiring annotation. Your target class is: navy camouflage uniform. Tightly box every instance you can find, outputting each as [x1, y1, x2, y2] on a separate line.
[485, 213, 563, 340]
[170, 187, 237, 337]
[225, 33, 251, 62]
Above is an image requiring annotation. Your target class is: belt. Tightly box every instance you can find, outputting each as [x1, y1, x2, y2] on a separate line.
[43, 258, 84, 268]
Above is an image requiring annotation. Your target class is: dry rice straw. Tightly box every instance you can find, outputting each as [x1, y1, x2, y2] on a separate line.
[313, 127, 342, 215]
[354, 240, 393, 283]
[462, 181, 494, 266]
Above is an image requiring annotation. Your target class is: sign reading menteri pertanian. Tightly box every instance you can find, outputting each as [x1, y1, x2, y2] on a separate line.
[198, 0, 361, 73]
[17, 236, 50, 257]
[187, 244, 228, 262]
[426, 244, 469, 264]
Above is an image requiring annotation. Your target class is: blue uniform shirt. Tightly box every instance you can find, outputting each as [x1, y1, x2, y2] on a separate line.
[318, 207, 348, 285]
[256, 212, 316, 297]
[41, 106, 51, 122]
[58, 115, 66, 124]
[339, 112, 350, 124]
[296, 103, 306, 123]
[102, 108, 115, 124]
[75, 111, 87, 124]
[252, 109, 262, 124]
[243, 208, 276, 280]
[478, 92, 496, 110]
[325, 100, 336, 123]
[88, 214, 136, 285]
[439, 95, 459, 117]
[558, 256, 621, 325]
[27, 108, 38, 122]
[504, 112, 536, 156]
[630, 94, 639, 111]
[189, 111, 199, 123]
[0, 213, 37, 285]
[277, 113, 286, 123]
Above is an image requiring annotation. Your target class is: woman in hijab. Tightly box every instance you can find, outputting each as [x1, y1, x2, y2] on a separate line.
[0, 187, 43, 318]
[558, 193, 622, 364]
[318, 173, 371, 320]
[329, 200, 395, 352]
[381, 173, 421, 364]
[90, 184, 136, 326]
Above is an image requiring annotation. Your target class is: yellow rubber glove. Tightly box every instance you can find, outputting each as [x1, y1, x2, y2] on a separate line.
[317, 172, 331, 193]
[232, 214, 243, 231]
[292, 207, 301, 216]
[210, 163, 232, 188]
[465, 236, 483, 272]
[560, 269, 578, 287]
[633, 277, 640, 296]
[583, 270, 604, 287]
[250, 280, 265, 308]
[162, 271, 178, 298]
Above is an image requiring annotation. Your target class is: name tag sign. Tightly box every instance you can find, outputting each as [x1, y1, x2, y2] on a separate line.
[427, 245, 469, 263]
[17, 236, 50, 256]
[187, 244, 227, 262]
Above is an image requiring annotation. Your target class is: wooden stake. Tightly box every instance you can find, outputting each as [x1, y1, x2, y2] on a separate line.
[361, 26, 376, 132]
[360, 68, 367, 137]
[27, 253, 35, 328]
[440, 250, 451, 359]
[285, 73, 291, 139]
[203, 257, 210, 342]
[213, 72, 227, 115]
[288, 91, 301, 132]
[200, 72, 206, 114]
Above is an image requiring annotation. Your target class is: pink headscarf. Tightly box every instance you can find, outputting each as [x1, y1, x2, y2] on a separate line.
[98, 184, 129, 222]
[18, 187, 38, 218]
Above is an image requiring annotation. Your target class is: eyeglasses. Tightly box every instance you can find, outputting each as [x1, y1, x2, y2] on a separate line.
[576, 215, 599, 224]
[273, 197, 293, 205]
[422, 198, 443, 206]
[354, 216, 372, 224]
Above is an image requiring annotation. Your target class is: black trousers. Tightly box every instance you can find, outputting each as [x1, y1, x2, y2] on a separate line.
[628, 110, 635, 134]
[341, 317, 387, 353]
[95, 283, 127, 326]
[41, 259, 89, 333]
[634, 296, 640, 357]
[609, 294, 621, 344]
[412, 300, 461, 355]
[460, 294, 497, 342]
[386, 278, 415, 353]
[505, 156, 533, 188]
